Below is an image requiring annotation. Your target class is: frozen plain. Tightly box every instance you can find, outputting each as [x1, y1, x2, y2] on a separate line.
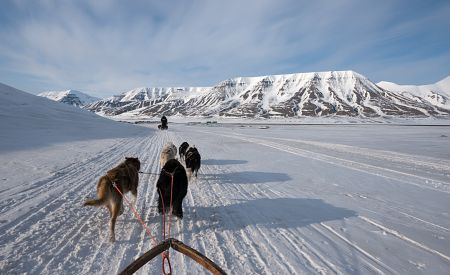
[1, 121, 450, 274]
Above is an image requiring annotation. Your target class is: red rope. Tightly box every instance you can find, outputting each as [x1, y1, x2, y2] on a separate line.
[158, 188, 166, 239]
[167, 173, 174, 240]
[158, 171, 175, 275]
[112, 169, 175, 275]
[162, 250, 172, 275]
[112, 183, 158, 246]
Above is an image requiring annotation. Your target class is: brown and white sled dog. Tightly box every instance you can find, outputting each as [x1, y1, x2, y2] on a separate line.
[160, 142, 177, 168]
[83, 157, 140, 242]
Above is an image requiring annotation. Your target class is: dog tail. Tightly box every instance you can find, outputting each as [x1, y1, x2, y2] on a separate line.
[83, 176, 109, 207]
[83, 198, 106, 207]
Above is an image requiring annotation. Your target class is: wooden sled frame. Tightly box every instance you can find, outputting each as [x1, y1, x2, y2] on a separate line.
[119, 238, 227, 275]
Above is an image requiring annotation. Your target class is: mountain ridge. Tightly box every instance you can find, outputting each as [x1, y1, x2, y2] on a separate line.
[38, 90, 100, 107]
[84, 70, 450, 118]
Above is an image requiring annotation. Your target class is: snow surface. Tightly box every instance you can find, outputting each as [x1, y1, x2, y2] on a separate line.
[1, 83, 450, 274]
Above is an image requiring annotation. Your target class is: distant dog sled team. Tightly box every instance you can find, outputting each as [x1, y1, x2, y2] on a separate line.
[83, 139, 201, 242]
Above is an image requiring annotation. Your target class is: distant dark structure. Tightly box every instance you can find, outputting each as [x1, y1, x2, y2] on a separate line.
[158, 115, 168, 130]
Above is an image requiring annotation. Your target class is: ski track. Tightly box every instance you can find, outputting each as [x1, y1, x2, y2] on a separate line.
[199, 130, 450, 194]
[316, 223, 397, 274]
[2, 124, 450, 274]
[266, 136, 450, 177]
[1, 135, 152, 274]
[0, 137, 132, 219]
[359, 216, 450, 263]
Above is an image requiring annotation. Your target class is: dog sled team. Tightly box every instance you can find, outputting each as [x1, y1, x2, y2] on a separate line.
[83, 141, 201, 242]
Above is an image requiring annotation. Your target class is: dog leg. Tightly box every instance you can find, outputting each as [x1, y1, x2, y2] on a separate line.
[131, 189, 138, 207]
[174, 201, 183, 219]
[187, 169, 192, 180]
[109, 202, 121, 242]
[157, 192, 163, 214]
[119, 203, 124, 216]
[106, 204, 112, 217]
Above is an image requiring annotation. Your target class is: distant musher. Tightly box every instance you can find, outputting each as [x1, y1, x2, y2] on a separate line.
[159, 115, 168, 130]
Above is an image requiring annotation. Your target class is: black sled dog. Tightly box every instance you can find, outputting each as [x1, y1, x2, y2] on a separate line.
[157, 159, 188, 219]
[178, 142, 189, 161]
[185, 146, 201, 179]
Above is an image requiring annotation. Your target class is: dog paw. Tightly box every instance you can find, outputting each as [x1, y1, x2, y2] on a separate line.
[174, 212, 183, 219]
[109, 235, 116, 242]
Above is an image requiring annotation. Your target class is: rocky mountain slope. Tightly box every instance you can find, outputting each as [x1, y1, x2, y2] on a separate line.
[83, 71, 450, 118]
[38, 90, 100, 107]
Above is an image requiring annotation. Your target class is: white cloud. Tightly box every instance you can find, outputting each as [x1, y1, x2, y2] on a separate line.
[0, 0, 449, 97]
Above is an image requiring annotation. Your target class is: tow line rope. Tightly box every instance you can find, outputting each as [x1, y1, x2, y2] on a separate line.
[112, 182, 158, 247]
[158, 169, 176, 275]
[112, 168, 176, 275]
[139, 171, 160, 175]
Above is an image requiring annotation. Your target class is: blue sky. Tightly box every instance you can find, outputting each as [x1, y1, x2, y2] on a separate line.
[0, 0, 449, 97]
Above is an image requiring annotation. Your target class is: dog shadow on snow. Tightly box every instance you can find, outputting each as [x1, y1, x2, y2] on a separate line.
[201, 171, 291, 184]
[184, 197, 356, 231]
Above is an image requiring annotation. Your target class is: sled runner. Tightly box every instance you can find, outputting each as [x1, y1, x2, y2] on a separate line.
[113, 166, 226, 275]
[118, 238, 226, 274]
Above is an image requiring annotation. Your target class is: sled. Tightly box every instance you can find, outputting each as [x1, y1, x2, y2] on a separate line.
[158, 124, 169, 130]
[119, 238, 227, 274]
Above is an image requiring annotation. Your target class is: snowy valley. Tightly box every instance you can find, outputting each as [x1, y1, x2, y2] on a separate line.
[1, 82, 450, 274]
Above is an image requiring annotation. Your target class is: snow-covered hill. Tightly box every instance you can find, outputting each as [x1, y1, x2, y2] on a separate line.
[84, 71, 450, 119]
[378, 77, 450, 111]
[0, 82, 148, 153]
[38, 90, 100, 107]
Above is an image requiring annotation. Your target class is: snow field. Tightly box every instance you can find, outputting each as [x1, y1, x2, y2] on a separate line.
[1, 123, 450, 274]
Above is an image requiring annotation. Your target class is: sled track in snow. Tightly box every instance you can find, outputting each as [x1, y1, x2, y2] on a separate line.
[359, 216, 450, 263]
[267, 136, 450, 176]
[0, 134, 161, 274]
[315, 222, 398, 274]
[0, 137, 134, 219]
[191, 128, 450, 273]
[171, 129, 354, 274]
[199, 130, 450, 194]
[3, 125, 449, 274]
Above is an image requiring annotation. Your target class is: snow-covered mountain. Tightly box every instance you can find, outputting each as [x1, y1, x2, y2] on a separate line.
[84, 71, 450, 119]
[38, 90, 100, 107]
[377, 77, 450, 111]
[86, 87, 210, 116]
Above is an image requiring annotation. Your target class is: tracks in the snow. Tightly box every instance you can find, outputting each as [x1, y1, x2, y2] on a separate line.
[199, 130, 450, 194]
[2, 125, 450, 274]
[193, 128, 450, 274]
